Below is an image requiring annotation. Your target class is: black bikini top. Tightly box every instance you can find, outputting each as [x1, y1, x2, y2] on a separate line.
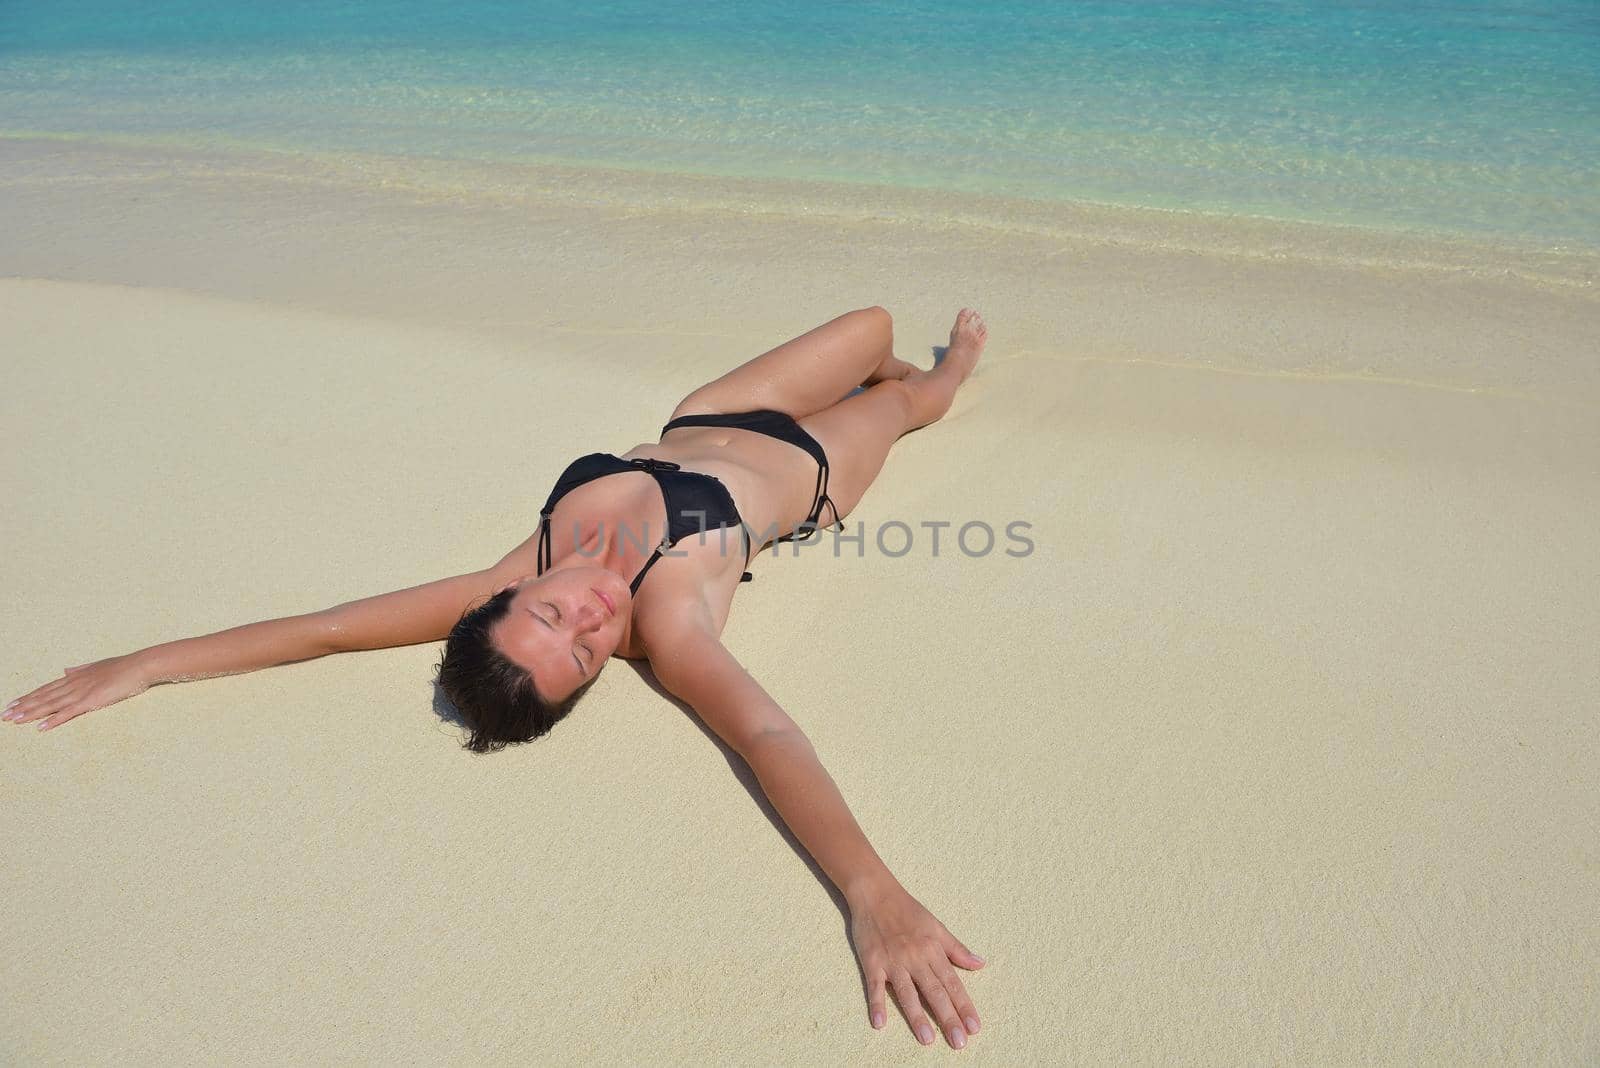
[536, 454, 753, 596]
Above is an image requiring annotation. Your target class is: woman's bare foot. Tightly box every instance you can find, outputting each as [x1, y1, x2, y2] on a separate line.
[938, 308, 987, 383]
[898, 309, 988, 429]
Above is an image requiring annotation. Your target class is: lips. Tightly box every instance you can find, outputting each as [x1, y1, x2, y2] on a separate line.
[593, 587, 616, 618]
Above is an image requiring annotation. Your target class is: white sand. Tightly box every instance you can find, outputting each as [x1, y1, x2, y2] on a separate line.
[2, 137, 1598, 1063]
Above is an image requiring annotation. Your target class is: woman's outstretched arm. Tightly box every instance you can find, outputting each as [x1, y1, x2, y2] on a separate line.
[646, 621, 986, 1049]
[4, 566, 511, 732]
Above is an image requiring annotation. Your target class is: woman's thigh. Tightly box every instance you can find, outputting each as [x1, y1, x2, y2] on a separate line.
[795, 380, 914, 524]
[670, 307, 894, 423]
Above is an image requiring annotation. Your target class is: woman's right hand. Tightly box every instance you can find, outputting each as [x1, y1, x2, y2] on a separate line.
[3, 654, 153, 732]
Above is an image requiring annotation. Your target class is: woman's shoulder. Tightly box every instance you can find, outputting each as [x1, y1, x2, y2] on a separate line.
[626, 578, 728, 660]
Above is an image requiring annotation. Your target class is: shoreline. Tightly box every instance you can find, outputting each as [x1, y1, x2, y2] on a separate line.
[4, 135, 1599, 411]
[6, 132, 1599, 292]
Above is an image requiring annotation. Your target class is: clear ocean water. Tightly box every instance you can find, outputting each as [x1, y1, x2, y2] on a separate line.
[2, 1, 1597, 248]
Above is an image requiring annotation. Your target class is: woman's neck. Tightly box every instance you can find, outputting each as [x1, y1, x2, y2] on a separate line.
[548, 511, 664, 585]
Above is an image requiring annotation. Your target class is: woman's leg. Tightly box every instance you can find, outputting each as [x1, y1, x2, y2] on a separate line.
[670, 306, 916, 423]
[796, 309, 987, 523]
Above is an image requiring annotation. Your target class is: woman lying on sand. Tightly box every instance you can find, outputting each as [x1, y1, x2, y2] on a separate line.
[5, 305, 990, 1049]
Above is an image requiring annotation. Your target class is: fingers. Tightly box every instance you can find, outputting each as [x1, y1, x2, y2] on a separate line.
[888, 960, 971, 1049]
[890, 940, 985, 1049]
[853, 898, 987, 1048]
[942, 926, 987, 970]
[6, 693, 78, 729]
[933, 957, 981, 1037]
[14, 675, 71, 702]
[865, 969, 888, 1031]
[4, 677, 70, 721]
[914, 962, 969, 1049]
[35, 705, 89, 732]
[4, 677, 87, 729]
[936, 926, 983, 1033]
[887, 968, 938, 1046]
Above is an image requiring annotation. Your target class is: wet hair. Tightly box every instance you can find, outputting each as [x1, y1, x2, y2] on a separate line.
[435, 587, 596, 753]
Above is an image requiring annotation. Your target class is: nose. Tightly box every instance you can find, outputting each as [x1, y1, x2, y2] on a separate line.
[575, 596, 605, 633]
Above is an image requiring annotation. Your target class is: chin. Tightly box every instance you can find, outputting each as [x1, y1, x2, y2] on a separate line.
[587, 567, 632, 619]
[600, 568, 632, 603]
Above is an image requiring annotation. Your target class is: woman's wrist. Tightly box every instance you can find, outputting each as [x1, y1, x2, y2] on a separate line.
[844, 870, 906, 912]
[126, 648, 165, 685]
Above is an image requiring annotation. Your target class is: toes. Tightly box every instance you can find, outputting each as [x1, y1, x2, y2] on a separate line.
[951, 308, 987, 346]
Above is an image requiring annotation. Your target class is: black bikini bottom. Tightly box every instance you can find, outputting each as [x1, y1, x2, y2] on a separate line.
[660, 409, 841, 541]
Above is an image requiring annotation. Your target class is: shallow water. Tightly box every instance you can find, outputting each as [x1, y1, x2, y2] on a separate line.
[2, 1, 1598, 248]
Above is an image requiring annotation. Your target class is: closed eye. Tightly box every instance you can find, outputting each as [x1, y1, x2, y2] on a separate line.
[539, 602, 588, 676]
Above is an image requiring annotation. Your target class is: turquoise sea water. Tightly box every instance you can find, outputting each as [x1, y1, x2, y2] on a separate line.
[2, 1, 1597, 247]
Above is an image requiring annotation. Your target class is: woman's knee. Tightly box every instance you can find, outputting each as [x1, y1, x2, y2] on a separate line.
[850, 305, 894, 340]
[856, 304, 892, 323]
[668, 385, 723, 421]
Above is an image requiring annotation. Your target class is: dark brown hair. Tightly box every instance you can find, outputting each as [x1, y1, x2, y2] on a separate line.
[435, 588, 595, 753]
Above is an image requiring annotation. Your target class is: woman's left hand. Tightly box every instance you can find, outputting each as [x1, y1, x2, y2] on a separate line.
[848, 882, 986, 1048]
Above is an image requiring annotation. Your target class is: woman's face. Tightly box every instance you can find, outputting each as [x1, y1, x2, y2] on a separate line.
[491, 566, 631, 702]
